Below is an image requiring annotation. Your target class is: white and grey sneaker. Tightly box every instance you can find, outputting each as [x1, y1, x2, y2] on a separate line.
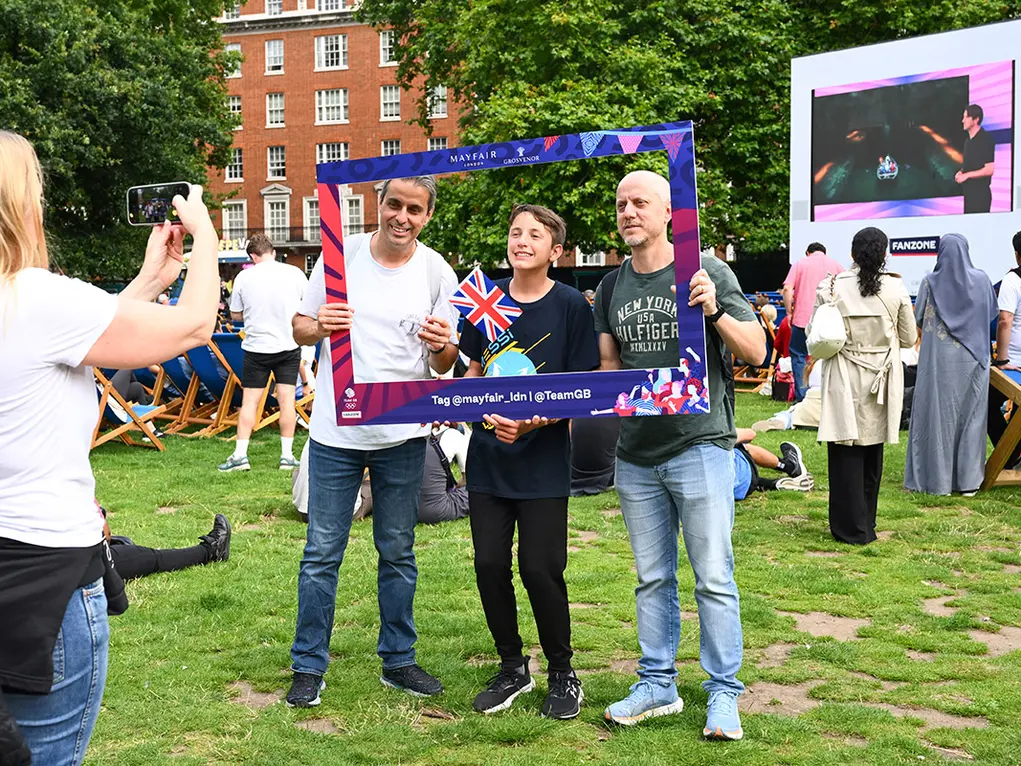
[218, 455, 250, 473]
[775, 473, 814, 491]
[279, 456, 300, 471]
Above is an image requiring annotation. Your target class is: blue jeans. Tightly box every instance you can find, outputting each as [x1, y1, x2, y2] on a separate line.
[291, 437, 426, 676]
[616, 444, 744, 695]
[789, 324, 808, 402]
[7, 578, 109, 766]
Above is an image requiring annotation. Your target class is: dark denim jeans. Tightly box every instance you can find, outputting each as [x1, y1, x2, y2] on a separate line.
[290, 437, 426, 676]
[789, 324, 809, 402]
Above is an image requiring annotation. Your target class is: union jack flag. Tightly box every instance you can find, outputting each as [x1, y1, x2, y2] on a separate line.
[449, 267, 522, 342]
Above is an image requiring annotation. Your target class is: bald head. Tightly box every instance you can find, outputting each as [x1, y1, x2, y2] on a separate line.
[617, 170, 670, 203]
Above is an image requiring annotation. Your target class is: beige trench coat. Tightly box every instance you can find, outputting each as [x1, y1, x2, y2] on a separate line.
[809, 269, 916, 446]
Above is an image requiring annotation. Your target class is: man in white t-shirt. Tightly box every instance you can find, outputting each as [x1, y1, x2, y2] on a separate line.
[286, 176, 459, 707]
[988, 230, 1021, 466]
[218, 233, 309, 472]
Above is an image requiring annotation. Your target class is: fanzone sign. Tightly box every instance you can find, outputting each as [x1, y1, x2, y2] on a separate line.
[315, 122, 710, 426]
[889, 237, 940, 256]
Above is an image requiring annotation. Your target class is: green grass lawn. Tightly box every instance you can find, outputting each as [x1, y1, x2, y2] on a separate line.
[87, 393, 1021, 765]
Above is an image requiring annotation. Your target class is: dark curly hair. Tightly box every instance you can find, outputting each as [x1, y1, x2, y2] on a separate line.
[850, 227, 887, 297]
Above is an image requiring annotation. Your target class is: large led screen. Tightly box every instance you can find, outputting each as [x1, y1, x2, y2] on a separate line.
[811, 61, 1014, 221]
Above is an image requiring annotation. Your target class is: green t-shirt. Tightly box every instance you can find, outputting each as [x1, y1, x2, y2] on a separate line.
[593, 255, 755, 466]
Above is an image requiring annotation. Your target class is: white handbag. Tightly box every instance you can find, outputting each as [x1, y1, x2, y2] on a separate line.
[806, 275, 846, 360]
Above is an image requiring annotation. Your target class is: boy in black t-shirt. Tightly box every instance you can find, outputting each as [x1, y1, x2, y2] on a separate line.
[460, 204, 599, 719]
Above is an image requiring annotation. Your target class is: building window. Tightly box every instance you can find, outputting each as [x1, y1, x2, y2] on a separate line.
[379, 30, 396, 65]
[224, 1, 241, 20]
[304, 198, 321, 242]
[315, 89, 348, 124]
[265, 39, 284, 74]
[305, 253, 317, 273]
[266, 0, 282, 15]
[316, 142, 349, 164]
[345, 197, 363, 234]
[428, 85, 448, 118]
[225, 43, 242, 78]
[314, 34, 347, 70]
[267, 200, 289, 242]
[226, 148, 244, 182]
[266, 93, 284, 126]
[267, 146, 286, 179]
[380, 85, 400, 121]
[577, 248, 606, 267]
[320, 0, 345, 9]
[222, 202, 246, 240]
[381, 140, 401, 157]
[228, 95, 242, 129]
[428, 137, 448, 152]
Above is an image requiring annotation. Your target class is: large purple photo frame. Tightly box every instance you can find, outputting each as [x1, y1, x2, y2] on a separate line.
[315, 122, 709, 426]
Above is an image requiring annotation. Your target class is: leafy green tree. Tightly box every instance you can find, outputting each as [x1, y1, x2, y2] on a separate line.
[0, 0, 238, 281]
[359, 0, 1018, 263]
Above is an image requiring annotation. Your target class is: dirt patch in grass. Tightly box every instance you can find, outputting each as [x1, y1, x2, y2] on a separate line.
[740, 681, 821, 716]
[778, 515, 810, 524]
[907, 650, 937, 662]
[805, 550, 844, 558]
[1004, 564, 1021, 574]
[156, 506, 177, 514]
[977, 546, 1013, 553]
[228, 681, 282, 710]
[601, 508, 622, 518]
[573, 530, 600, 543]
[821, 732, 868, 747]
[876, 530, 894, 541]
[238, 523, 262, 532]
[577, 658, 637, 676]
[569, 602, 599, 609]
[757, 643, 797, 668]
[923, 596, 960, 617]
[778, 611, 870, 641]
[871, 702, 988, 730]
[968, 626, 1021, 657]
[925, 742, 974, 761]
[847, 671, 906, 691]
[295, 719, 341, 735]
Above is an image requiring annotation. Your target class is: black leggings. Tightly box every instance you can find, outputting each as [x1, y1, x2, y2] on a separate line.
[111, 543, 209, 581]
[469, 492, 573, 673]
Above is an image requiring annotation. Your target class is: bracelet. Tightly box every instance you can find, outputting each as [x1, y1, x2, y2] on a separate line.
[993, 358, 1010, 367]
[428, 343, 446, 355]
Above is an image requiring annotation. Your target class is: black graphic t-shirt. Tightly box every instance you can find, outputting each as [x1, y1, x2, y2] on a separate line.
[460, 279, 600, 499]
[962, 128, 995, 202]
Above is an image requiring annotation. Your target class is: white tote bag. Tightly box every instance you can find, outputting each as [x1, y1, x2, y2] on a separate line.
[806, 275, 846, 360]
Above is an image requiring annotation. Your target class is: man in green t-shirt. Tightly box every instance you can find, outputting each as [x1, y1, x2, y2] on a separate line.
[595, 171, 765, 740]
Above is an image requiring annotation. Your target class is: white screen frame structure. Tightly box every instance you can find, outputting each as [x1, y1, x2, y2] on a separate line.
[790, 20, 1021, 293]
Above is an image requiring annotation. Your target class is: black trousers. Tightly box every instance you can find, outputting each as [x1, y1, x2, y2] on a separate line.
[469, 492, 573, 673]
[826, 443, 884, 545]
[987, 387, 1021, 465]
[963, 185, 992, 214]
[111, 543, 209, 581]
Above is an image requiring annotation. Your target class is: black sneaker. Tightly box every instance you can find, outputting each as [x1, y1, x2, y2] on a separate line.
[198, 514, 231, 563]
[542, 670, 583, 719]
[286, 672, 325, 707]
[473, 660, 535, 714]
[381, 663, 444, 697]
[779, 441, 805, 478]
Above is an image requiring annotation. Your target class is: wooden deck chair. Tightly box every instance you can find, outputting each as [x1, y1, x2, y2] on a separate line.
[982, 367, 1021, 489]
[131, 365, 188, 425]
[92, 369, 168, 451]
[733, 314, 777, 393]
[159, 356, 221, 435]
[184, 340, 245, 437]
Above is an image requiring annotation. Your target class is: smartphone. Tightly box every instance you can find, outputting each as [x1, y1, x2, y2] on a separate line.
[126, 182, 190, 226]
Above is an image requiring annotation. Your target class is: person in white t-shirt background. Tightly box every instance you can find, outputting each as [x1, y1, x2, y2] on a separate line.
[286, 175, 459, 708]
[218, 233, 309, 473]
[0, 131, 220, 766]
[988, 230, 1021, 467]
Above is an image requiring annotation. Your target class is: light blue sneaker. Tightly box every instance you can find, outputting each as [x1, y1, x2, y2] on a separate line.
[703, 690, 743, 740]
[218, 454, 250, 473]
[604, 681, 684, 726]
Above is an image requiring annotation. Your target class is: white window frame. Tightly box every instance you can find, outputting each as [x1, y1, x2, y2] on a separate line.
[303, 196, 321, 243]
[267, 146, 286, 180]
[226, 148, 244, 183]
[428, 137, 447, 152]
[222, 201, 247, 240]
[320, 0, 345, 10]
[381, 139, 401, 156]
[266, 0, 282, 16]
[344, 195, 364, 234]
[304, 253, 317, 273]
[265, 39, 284, 74]
[266, 93, 285, 127]
[224, 1, 241, 20]
[228, 95, 242, 129]
[265, 197, 290, 243]
[576, 248, 606, 267]
[380, 85, 400, 122]
[225, 43, 242, 79]
[428, 85, 448, 119]
[316, 142, 349, 164]
[379, 30, 397, 66]
[315, 89, 348, 125]
[314, 34, 348, 71]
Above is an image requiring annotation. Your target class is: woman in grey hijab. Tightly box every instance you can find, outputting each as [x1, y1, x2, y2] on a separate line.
[904, 233, 997, 495]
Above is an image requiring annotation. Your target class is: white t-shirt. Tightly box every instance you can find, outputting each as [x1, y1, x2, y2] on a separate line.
[997, 270, 1021, 361]
[229, 260, 308, 353]
[301, 233, 459, 450]
[0, 269, 117, 547]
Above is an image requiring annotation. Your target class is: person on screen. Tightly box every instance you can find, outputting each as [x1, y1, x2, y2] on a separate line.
[594, 171, 765, 740]
[287, 176, 459, 708]
[459, 205, 598, 720]
[956, 104, 995, 214]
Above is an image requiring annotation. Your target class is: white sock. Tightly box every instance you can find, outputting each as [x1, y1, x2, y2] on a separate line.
[281, 437, 294, 458]
[233, 439, 249, 460]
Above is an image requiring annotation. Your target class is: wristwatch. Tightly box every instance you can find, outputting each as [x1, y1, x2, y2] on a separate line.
[707, 306, 726, 324]
[993, 358, 1010, 367]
